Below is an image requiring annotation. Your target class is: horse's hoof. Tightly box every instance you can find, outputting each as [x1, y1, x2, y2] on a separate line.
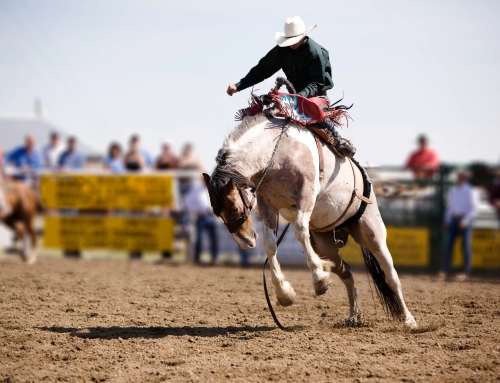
[26, 255, 37, 265]
[314, 277, 331, 296]
[403, 316, 418, 330]
[345, 316, 359, 327]
[276, 282, 296, 307]
[277, 296, 294, 307]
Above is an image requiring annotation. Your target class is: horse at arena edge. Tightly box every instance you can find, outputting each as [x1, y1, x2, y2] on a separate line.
[203, 113, 417, 329]
[1, 176, 38, 264]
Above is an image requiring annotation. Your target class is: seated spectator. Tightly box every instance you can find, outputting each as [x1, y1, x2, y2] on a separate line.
[58, 136, 85, 170]
[179, 142, 204, 171]
[489, 172, 500, 225]
[104, 142, 124, 174]
[405, 135, 440, 179]
[129, 134, 153, 168]
[124, 136, 146, 172]
[155, 141, 179, 170]
[6, 134, 42, 180]
[42, 131, 63, 170]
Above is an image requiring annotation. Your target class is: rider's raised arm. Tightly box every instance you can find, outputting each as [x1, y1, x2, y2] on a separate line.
[235, 46, 281, 92]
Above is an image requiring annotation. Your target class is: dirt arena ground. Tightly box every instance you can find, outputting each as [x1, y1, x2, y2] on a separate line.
[1, 258, 499, 382]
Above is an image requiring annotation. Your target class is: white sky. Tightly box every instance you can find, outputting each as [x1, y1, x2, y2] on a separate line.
[0, 0, 499, 169]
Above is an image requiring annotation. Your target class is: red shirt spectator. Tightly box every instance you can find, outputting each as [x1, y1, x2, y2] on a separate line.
[405, 135, 440, 178]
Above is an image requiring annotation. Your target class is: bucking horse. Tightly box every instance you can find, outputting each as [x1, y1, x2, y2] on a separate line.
[203, 85, 417, 329]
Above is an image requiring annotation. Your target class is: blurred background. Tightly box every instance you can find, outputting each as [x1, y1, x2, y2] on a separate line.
[0, 0, 499, 271]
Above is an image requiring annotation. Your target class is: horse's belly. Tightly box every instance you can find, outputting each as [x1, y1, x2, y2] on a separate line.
[278, 207, 297, 223]
[309, 188, 359, 229]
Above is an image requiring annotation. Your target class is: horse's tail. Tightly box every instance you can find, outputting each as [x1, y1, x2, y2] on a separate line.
[361, 246, 404, 319]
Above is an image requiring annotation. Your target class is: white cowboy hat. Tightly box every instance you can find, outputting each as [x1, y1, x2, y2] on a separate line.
[275, 16, 317, 47]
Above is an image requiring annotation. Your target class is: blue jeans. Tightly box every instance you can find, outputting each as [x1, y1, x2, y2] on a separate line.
[194, 215, 218, 263]
[443, 217, 473, 274]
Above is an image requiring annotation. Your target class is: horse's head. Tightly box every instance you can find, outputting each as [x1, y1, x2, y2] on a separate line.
[203, 171, 258, 250]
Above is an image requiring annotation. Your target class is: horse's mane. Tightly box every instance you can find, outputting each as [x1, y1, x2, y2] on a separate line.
[223, 113, 270, 147]
[208, 114, 268, 215]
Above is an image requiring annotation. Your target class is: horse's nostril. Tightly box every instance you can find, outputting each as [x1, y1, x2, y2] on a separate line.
[254, 232, 258, 240]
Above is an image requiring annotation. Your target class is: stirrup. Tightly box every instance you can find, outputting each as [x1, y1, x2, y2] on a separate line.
[333, 138, 355, 159]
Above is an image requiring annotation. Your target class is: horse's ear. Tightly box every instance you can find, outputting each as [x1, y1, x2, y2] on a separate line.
[202, 173, 211, 188]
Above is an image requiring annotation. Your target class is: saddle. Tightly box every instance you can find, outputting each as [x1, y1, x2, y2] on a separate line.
[235, 77, 353, 159]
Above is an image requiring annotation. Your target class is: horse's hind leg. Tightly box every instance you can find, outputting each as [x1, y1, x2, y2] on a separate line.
[11, 221, 28, 262]
[310, 231, 362, 325]
[350, 208, 417, 329]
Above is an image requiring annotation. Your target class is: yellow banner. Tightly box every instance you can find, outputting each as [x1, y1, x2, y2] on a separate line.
[452, 229, 500, 268]
[40, 174, 175, 209]
[44, 216, 174, 251]
[340, 226, 430, 267]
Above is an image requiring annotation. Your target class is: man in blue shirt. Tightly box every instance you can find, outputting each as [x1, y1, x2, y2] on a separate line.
[5, 134, 42, 180]
[58, 136, 85, 170]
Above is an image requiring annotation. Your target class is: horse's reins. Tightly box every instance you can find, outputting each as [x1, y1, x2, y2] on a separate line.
[262, 222, 291, 331]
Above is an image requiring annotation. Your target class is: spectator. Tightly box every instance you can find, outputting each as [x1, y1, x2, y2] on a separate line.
[179, 142, 204, 171]
[42, 131, 64, 170]
[184, 178, 219, 264]
[129, 134, 153, 168]
[489, 172, 500, 225]
[124, 136, 146, 172]
[58, 136, 85, 170]
[155, 141, 179, 170]
[5, 134, 42, 180]
[441, 170, 478, 280]
[405, 135, 440, 179]
[104, 142, 124, 174]
[178, 143, 204, 229]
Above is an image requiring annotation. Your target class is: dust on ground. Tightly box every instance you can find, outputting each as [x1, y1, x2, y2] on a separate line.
[1, 258, 499, 382]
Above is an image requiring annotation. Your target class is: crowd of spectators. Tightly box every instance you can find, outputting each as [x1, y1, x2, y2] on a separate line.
[102, 135, 204, 174]
[3, 131, 205, 176]
[3, 132, 87, 180]
[1, 131, 227, 265]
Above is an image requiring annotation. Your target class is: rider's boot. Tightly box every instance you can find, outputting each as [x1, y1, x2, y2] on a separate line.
[318, 118, 356, 158]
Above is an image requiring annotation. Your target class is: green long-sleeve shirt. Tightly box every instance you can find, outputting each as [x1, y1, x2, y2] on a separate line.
[235, 37, 334, 98]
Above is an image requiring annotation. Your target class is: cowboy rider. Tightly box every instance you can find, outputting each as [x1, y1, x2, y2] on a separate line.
[227, 16, 356, 158]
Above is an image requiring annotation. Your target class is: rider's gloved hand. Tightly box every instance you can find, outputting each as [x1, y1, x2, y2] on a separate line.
[227, 84, 238, 96]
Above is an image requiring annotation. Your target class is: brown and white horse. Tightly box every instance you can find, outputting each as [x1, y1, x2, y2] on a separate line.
[0, 176, 38, 264]
[203, 114, 417, 328]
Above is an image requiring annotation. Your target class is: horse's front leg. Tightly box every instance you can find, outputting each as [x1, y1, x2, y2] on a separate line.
[259, 203, 296, 306]
[295, 209, 332, 296]
[262, 224, 296, 306]
[25, 217, 37, 265]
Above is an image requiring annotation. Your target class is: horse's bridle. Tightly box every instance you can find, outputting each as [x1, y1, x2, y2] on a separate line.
[215, 165, 257, 233]
[223, 186, 256, 233]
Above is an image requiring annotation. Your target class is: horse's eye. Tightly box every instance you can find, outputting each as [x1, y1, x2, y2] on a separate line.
[232, 208, 238, 215]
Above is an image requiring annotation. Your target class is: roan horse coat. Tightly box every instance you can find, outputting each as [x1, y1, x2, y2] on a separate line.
[204, 114, 417, 328]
